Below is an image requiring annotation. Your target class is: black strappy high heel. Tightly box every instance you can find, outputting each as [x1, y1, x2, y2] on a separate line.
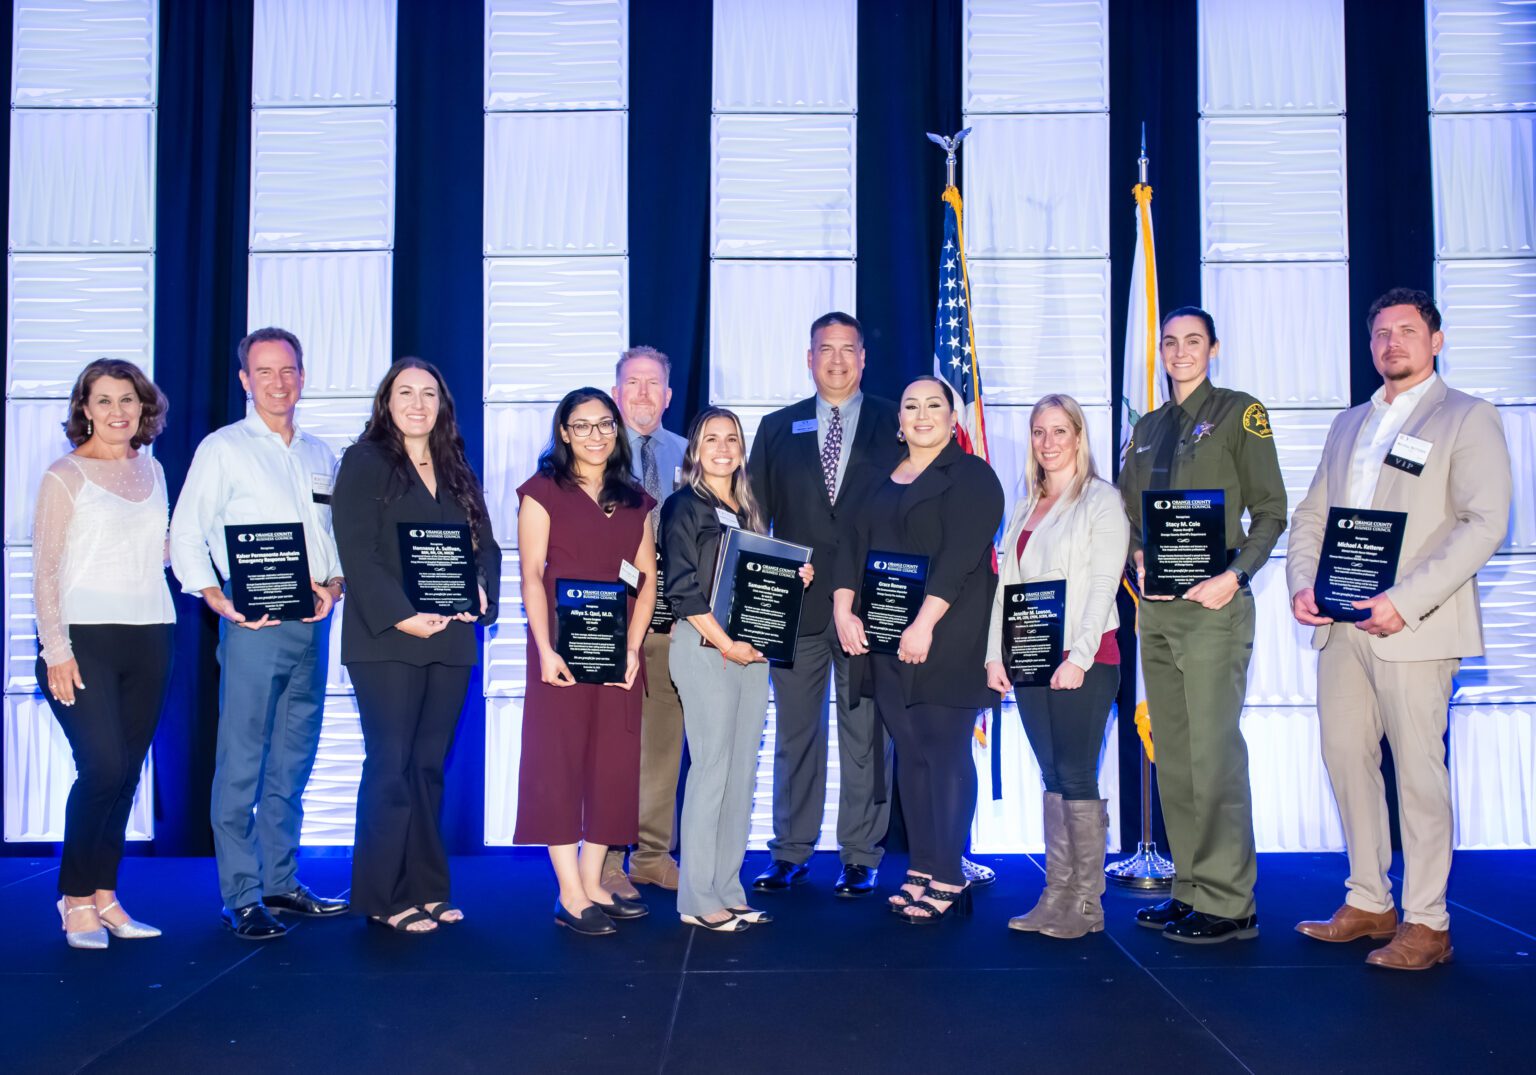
[887, 871, 932, 914]
[901, 883, 973, 925]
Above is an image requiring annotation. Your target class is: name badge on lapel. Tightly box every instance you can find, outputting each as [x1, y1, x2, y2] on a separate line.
[673, 465, 682, 490]
[791, 419, 818, 435]
[1384, 433, 1431, 476]
[715, 508, 740, 529]
[311, 473, 333, 505]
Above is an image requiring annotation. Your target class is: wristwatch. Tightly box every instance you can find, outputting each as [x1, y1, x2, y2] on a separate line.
[1231, 567, 1250, 588]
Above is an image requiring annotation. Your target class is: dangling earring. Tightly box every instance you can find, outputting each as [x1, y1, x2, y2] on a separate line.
[896, 430, 905, 443]
[87, 419, 94, 437]
[950, 425, 958, 439]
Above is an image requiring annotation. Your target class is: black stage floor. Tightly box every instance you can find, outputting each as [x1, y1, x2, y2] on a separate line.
[3, 849, 1532, 1073]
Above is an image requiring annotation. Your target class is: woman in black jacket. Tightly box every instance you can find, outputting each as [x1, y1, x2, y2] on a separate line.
[332, 358, 501, 933]
[832, 376, 1003, 923]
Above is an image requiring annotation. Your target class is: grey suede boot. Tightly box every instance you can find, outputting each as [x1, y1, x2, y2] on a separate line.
[1041, 798, 1109, 939]
[1008, 792, 1069, 932]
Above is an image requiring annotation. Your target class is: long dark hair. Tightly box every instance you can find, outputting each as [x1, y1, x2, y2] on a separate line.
[361, 357, 489, 544]
[64, 358, 167, 448]
[537, 387, 644, 512]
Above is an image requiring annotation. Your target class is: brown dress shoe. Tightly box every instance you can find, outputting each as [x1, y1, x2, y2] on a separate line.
[1365, 923, 1453, 971]
[1295, 904, 1398, 943]
[600, 853, 641, 901]
[628, 857, 680, 891]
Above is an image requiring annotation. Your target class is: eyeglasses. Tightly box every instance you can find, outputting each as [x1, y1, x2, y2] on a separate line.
[565, 418, 618, 439]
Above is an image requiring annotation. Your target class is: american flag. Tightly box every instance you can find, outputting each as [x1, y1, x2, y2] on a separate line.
[933, 185, 988, 461]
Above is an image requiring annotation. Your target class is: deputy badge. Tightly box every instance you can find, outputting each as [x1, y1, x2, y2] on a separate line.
[1242, 402, 1273, 439]
[1191, 421, 1215, 442]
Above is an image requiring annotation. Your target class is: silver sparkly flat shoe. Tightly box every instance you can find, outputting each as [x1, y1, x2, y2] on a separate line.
[57, 898, 109, 949]
[96, 899, 161, 939]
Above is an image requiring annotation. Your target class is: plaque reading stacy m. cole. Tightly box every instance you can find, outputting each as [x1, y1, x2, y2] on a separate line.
[399, 523, 477, 614]
[1003, 580, 1066, 687]
[861, 551, 929, 654]
[1142, 489, 1226, 596]
[555, 579, 628, 684]
[224, 524, 312, 620]
[706, 528, 812, 664]
[1315, 507, 1407, 622]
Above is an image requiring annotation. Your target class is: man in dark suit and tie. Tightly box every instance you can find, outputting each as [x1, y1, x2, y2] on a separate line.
[746, 312, 903, 896]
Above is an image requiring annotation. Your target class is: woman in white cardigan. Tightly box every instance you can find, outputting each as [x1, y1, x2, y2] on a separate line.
[986, 394, 1130, 939]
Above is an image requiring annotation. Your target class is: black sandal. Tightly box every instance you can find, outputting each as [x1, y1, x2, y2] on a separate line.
[901, 883, 973, 925]
[424, 902, 462, 924]
[887, 871, 932, 913]
[369, 908, 437, 934]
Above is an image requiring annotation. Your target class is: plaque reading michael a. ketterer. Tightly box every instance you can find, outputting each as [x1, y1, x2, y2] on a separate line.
[1315, 507, 1406, 623]
[224, 524, 312, 620]
[399, 523, 477, 614]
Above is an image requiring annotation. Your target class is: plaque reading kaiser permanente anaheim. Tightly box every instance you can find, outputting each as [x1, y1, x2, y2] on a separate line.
[399, 523, 477, 614]
[224, 524, 312, 620]
[555, 579, 628, 684]
[1003, 580, 1066, 688]
[1315, 507, 1407, 623]
[1142, 489, 1226, 597]
[860, 551, 929, 655]
[706, 528, 812, 664]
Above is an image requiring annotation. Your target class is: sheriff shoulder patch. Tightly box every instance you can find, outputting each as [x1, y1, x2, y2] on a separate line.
[1242, 402, 1273, 439]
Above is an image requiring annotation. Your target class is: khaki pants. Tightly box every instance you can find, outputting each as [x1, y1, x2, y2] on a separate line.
[630, 630, 685, 869]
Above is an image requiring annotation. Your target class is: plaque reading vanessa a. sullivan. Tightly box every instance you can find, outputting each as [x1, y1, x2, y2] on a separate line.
[224, 524, 312, 620]
[1142, 489, 1226, 597]
[705, 529, 812, 664]
[555, 579, 628, 684]
[399, 523, 477, 614]
[860, 551, 930, 655]
[1003, 579, 1067, 687]
[1315, 507, 1407, 623]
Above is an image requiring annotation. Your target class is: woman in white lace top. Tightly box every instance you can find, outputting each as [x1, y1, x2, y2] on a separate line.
[35, 359, 176, 949]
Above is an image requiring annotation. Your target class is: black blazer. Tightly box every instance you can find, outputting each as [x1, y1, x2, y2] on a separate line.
[746, 394, 902, 635]
[833, 439, 1004, 709]
[659, 487, 738, 620]
[332, 439, 501, 666]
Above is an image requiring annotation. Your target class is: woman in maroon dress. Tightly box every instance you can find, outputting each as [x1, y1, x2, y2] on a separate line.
[516, 387, 658, 935]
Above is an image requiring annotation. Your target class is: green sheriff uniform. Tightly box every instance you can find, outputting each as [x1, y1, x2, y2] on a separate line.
[1119, 378, 1287, 920]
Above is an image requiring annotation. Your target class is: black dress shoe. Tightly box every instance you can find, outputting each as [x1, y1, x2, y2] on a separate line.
[265, 882, 349, 918]
[222, 903, 288, 941]
[1163, 910, 1260, 945]
[834, 864, 878, 898]
[1135, 897, 1193, 930]
[752, 860, 810, 891]
[554, 900, 616, 936]
[594, 894, 649, 920]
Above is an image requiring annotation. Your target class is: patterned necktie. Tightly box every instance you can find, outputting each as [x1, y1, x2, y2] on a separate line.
[821, 405, 843, 502]
[640, 434, 661, 534]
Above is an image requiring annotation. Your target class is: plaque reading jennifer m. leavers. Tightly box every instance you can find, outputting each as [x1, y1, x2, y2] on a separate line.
[1142, 489, 1226, 596]
[1315, 507, 1407, 623]
[706, 528, 812, 664]
[555, 579, 628, 684]
[399, 523, 477, 614]
[1003, 580, 1066, 688]
[224, 524, 312, 620]
[860, 551, 929, 655]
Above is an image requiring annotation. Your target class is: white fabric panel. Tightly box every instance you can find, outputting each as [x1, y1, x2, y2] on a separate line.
[249, 106, 396, 251]
[248, 252, 392, 397]
[1201, 115, 1349, 261]
[1453, 555, 1536, 704]
[708, 260, 854, 404]
[3, 399, 74, 545]
[8, 108, 155, 251]
[484, 402, 560, 549]
[1427, 0, 1536, 113]
[298, 695, 363, 846]
[1266, 407, 1343, 554]
[282, 396, 371, 458]
[1450, 704, 1536, 848]
[485, 0, 627, 111]
[972, 705, 1122, 854]
[747, 701, 841, 851]
[484, 256, 629, 402]
[731, 404, 776, 452]
[711, 0, 856, 113]
[3, 694, 152, 842]
[484, 111, 627, 256]
[963, 0, 1109, 113]
[1431, 113, 1536, 258]
[484, 556, 526, 698]
[10, 0, 157, 107]
[1436, 259, 1536, 404]
[1198, 0, 1345, 115]
[1247, 555, 1318, 705]
[711, 115, 857, 259]
[966, 258, 1112, 406]
[4, 547, 37, 694]
[961, 113, 1110, 259]
[1241, 706, 1345, 852]
[1202, 262, 1350, 408]
[6, 253, 155, 396]
[984, 404, 1114, 518]
[484, 696, 526, 845]
[1496, 406, 1536, 552]
[252, 0, 396, 106]
[325, 615, 351, 695]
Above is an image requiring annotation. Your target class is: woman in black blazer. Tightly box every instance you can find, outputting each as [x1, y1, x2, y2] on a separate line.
[832, 376, 1004, 923]
[332, 358, 501, 933]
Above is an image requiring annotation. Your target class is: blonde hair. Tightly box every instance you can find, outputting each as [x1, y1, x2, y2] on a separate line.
[1021, 393, 1098, 510]
[682, 407, 765, 533]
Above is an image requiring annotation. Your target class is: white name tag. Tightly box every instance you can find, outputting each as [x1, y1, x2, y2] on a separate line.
[673, 466, 682, 489]
[716, 508, 740, 528]
[1390, 433, 1431, 466]
[619, 559, 641, 588]
[311, 473, 333, 496]
[792, 418, 818, 435]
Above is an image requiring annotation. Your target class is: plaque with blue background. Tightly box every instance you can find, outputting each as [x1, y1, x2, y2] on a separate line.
[1142, 489, 1226, 597]
[224, 524, 312, 620]
[1003, 580, 1067, 687]
[860, 551, 929, 654]
[1315, 507, 1407, 622]
[555, 579, 628, 684]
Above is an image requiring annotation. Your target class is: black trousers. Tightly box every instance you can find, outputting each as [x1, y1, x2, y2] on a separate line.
[36, 624, 172, 897]
[1015, 662, 1120, 800]
[871, 655, 978, 887]
[348, 660, 472, 917]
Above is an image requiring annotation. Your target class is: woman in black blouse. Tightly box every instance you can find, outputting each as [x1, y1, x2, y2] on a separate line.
[832, 377, 1004, 922]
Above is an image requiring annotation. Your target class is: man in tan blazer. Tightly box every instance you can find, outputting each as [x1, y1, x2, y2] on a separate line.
[1287, 288, 1511, 971]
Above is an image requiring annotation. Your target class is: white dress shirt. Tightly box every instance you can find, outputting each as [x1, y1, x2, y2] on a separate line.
[1346, 373, 1439, 510]
[169, 413, 341, 594]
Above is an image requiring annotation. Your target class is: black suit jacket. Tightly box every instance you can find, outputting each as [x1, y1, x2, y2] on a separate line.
[332, 439, 502, 666]
[747, 394, 902, 635]
[833, 439, 1004, 709]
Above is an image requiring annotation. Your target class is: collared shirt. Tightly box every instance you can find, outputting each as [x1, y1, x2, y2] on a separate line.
[1347, 373, 1439, 510]
[169, 413, 342, 593]
[625, 424, 687, 499]
[815, 390, 863, 496]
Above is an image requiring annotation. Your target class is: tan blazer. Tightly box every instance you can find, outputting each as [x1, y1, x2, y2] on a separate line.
[1286, 377, 1511, 661]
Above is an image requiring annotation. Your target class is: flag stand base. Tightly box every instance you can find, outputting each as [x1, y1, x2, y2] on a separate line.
[1104, 842, 1175, 890]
